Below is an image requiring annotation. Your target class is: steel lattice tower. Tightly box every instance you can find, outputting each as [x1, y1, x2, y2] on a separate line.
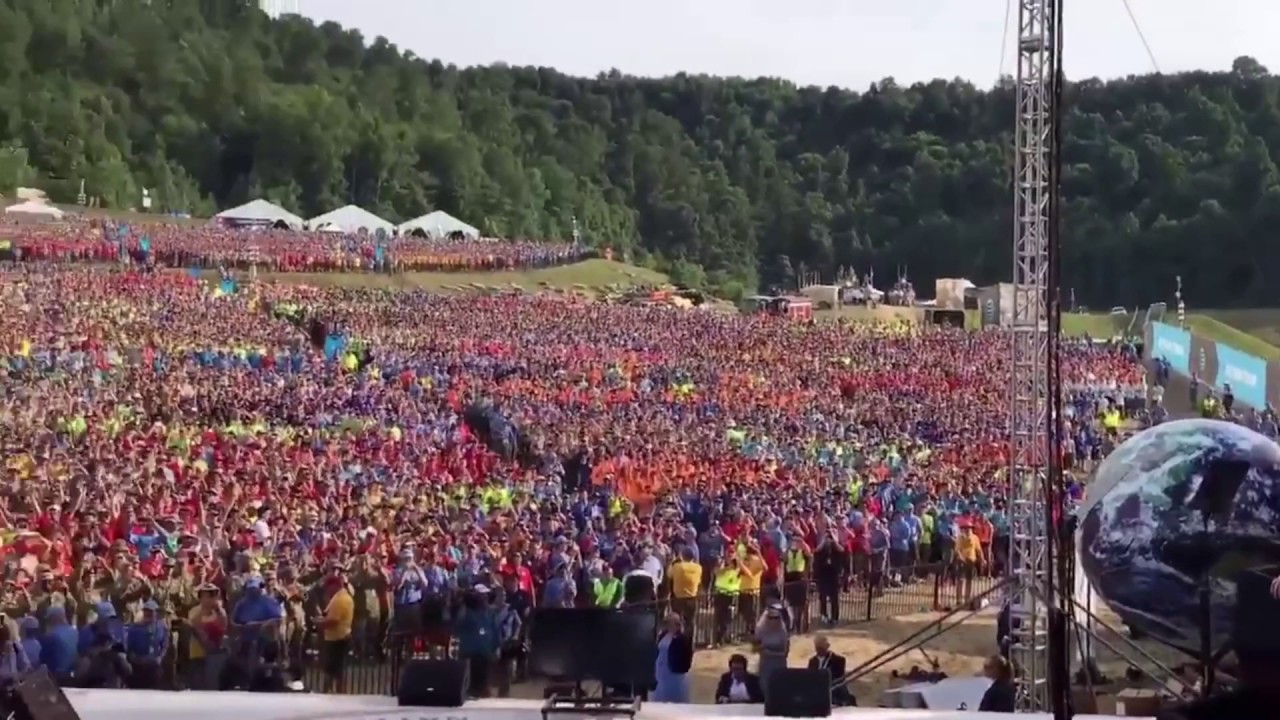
[1009, 0, 1060, 711]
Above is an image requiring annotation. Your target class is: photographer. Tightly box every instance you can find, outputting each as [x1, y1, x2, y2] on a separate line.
[454, 585, 500, 699]
[229, 576, 283, 689]
[76, 627, 130, 689]
[124, 600, 169, 689]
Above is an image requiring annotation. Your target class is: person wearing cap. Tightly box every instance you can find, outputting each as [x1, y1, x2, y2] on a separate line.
[78, 601, 124, 655]
[39, 605, 78, 683]
[125, 600, 169, 689]
[184, 584, 227, 691]
[312, 564, 354, 694]
[17, 617, 40, 673]
[230, 575, 283, 679]
[454, 584, 501, 699]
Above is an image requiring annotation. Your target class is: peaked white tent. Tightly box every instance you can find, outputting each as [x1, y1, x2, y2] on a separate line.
[3, 200, 64, 219]
[215, 199, 303, 229]
[307, 205, 394, 235]
[397, 210, 480, 239]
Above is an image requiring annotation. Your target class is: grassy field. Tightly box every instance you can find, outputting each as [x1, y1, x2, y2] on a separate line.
[227, 258, 1280, 359]
[232, 259, 670, 294]
[1189, 310, 1280, 360]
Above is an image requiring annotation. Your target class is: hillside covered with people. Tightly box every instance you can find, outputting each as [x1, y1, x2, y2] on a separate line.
[1, 0, 1278, 304]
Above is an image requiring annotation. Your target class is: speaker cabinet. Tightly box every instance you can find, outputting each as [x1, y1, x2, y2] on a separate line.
[765, 667, 832, 718]
[397, 658, 469, 708]
[8, 668, 81, 720]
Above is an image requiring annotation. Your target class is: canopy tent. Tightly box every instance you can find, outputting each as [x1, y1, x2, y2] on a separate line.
[397, 210, 480, 239]
[214, 199, 303, 229]
[307, 205, 394, 235]
[3, 200, 64, 219]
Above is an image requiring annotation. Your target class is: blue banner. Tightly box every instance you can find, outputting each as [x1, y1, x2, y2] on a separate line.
[1215, 342, 1268, 408]
[1150, 322, 1191, 375]
[219, 279, 238, 296]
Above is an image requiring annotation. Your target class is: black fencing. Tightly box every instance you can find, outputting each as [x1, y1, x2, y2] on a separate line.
[301, 562, 999, 696]
[94, 563, 997, 696]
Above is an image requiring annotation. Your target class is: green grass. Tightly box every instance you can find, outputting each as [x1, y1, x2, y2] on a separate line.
[1061, 312, 1131, 338]
[230, 259, 670, 295]
[1186, 314, 1280, 361]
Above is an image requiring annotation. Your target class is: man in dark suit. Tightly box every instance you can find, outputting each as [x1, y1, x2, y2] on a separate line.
[808, 634, 855, 706]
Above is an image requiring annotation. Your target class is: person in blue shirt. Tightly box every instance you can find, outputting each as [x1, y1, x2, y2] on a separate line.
[231, 576, 283, 671]
[454, 587, 501, 698]
[125, 600, 169, 689]
[888, 512, 912, 578]
[18, 618, 41, 671]
[40, 606, 79, 682]
[78, 602, 125, 655]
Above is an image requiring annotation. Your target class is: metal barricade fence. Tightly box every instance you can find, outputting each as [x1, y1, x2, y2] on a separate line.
[285, 561, 998, 696]
[137, 562, 997, 695]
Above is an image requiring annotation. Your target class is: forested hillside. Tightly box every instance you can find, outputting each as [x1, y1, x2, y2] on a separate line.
[1, 0, 1278, 305]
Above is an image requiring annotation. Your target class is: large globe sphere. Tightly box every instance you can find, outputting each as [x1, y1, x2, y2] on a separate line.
[1078, 418, 1280, 654]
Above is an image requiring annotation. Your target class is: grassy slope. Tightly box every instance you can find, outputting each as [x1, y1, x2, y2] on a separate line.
[236, 259, 670, 293]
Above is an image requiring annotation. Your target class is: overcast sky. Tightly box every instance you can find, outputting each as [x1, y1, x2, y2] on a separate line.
[299, 0, 1274, 90]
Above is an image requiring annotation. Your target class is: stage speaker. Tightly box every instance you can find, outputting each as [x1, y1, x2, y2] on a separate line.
[397, 658, 469, 708]
[765, 668, 832, 718]
[8, 667, 81, 720]
[529, 607, 657, 688]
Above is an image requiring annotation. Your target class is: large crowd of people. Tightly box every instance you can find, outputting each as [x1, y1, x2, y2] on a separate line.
[2, 217, 592, 273]
[0, 218, 1156, 699]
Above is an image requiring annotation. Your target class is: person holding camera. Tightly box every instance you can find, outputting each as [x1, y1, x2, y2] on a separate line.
[454, 585, 501, 698]
[124, 600, 169, 689]
[76, 626, 130, 689]
[183, 584, 227, 690]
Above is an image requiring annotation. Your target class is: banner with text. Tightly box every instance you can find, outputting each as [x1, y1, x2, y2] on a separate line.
[1150, 322, 1191, 376]
[1215, 342, 1268, 408]
[1149, 321, 1269, 409]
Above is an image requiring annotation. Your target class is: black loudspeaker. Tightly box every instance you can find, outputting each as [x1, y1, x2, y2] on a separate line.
[7, 668, 81, 720]
[764, 668, 832, 718]
[529, 607, 657, 688]
[397, 658, 469, 708]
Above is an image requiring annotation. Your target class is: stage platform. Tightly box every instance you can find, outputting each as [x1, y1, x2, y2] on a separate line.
[61, 688, 1150, 720]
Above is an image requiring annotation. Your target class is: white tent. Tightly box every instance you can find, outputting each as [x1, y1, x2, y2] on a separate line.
[3, 200, 64, 219]
[397, 210, 480, 239]
[307, 205, 394, 235]
[214, 199, 303, 229]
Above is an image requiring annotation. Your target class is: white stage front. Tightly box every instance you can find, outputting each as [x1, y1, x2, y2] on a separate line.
[62, 689, 1150, 720]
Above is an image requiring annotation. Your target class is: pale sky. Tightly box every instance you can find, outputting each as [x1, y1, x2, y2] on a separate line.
[300, 0, 1276, 90]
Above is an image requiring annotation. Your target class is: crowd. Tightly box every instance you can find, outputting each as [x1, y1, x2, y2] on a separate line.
[0, 251, 1149, 697]
[0, 218, 591, 273]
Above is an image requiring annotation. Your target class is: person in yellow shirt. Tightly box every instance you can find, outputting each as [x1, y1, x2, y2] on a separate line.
[668, 549, 703, 629]
[314, 567, 355, 694]
[737, 544, 766, 628]
[954, 525, 980, 604]
[184, 585, 228, 690]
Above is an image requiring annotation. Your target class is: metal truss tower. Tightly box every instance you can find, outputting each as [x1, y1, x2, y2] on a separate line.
[1009, 0, 1063, 711]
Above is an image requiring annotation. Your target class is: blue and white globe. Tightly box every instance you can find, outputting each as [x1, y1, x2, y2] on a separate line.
[1078, 418, 1280, 654]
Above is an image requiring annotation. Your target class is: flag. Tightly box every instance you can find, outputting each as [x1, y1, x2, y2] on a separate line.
[140, 236, 152, 253]
[219, 279, 238, 296]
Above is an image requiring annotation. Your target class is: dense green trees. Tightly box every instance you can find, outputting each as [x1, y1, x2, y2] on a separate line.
[1, 0, 1277, 306]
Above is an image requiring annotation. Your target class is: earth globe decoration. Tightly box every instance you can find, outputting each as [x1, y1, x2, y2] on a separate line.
[1077, 418, 1280, 655]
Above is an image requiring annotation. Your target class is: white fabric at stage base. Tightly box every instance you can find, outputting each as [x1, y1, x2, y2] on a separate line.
[62, 688, 1150, 720]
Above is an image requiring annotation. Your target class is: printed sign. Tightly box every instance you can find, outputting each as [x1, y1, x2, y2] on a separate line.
[1150, 322, 1191, 376]
[1214, 342, 1268, 408]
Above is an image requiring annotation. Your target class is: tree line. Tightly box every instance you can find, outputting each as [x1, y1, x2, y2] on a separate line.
[0, 0, 1277, 306]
